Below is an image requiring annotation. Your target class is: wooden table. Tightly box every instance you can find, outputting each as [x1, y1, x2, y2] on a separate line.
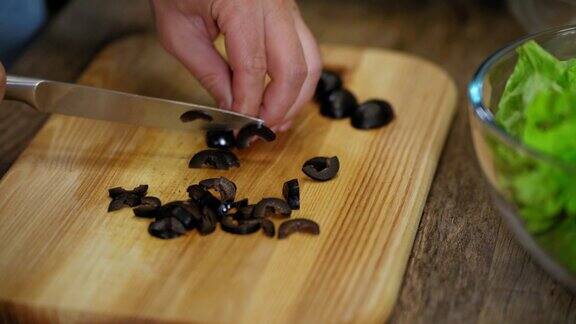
[1, 0, 574, 322]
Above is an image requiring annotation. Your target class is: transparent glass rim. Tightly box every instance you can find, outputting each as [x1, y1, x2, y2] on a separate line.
[468, 24, 576, 170]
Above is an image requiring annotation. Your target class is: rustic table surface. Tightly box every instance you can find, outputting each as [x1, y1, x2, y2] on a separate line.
[1, 0, 574, 322]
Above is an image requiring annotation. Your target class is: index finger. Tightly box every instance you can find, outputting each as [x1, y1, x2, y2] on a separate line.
[260, 2, 308, 126]
[215, 1, 267, 117]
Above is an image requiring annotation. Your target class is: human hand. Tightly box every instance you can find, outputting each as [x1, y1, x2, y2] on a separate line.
[151, 0, 322, 131]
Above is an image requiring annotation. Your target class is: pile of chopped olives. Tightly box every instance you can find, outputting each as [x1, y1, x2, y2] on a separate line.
[314, 69, 395, 129]
[104, 70, 377, 242]
[107, 177, 319, 240]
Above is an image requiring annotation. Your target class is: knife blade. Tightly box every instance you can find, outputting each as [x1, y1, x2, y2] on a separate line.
[5, 75, 263, 130]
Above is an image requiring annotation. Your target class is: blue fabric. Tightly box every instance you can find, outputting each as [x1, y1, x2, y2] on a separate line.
[0, 0, 47, 66]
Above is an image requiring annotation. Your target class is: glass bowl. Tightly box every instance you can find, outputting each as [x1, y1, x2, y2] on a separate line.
[468, 25, 576, 292]
[508, 0, 576, 33]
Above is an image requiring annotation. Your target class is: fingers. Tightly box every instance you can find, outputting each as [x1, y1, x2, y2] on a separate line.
[215, 0, 266, 117]
[0, 62, 5, 101]
[260, 1, 308, 126]
[153, 1, 233, 108]
[281, 8, 323, 124]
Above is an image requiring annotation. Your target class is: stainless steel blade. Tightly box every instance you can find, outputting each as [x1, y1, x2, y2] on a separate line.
[27, 79, 263, 130]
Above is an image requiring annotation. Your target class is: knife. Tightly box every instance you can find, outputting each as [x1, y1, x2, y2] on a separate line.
[5, 75, 263, 130]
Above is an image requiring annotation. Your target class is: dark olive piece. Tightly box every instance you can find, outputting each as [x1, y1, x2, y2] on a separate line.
[171, 205, 197, 230]
[221, 216, 262, 235]
[148, 217, 187, 239]
[217, 198, 249, 218]
[199, 177, 237, 202]
[133, 196, 162, 218]
[205, 129, 236, 149]
[124, 195, 142, 207]
[197, 206, 217, 235]
[282, 179, 300, 210]
[351, 99, 394, 130]
[186, 184, 223, 217]
[157, 201, 186, 219]
[107, 185, 149, 212]
[236, 123, 276, 149]
[235, 205, 255, 220]
[261, 219, 275, 238]
[277, 218, 320, 239]
[108, 187, 126, 199]
[187, 184, 208, 202]
[230, 198, 249, 209]
[302, 156, 340, 181]
[253, 198, 292, 219]
[315, 70, 343, 102]
[132, 185, 149, 197]
[320, 88, 358, 119]
[107, 185, 148, 199]
[189, 149, 240, 170]
[107, 184, 148, 198]
[107, 198, 126, 212]
[182, 201, 203, 223]
[350, 99, 394, 129]
[180, 110, 213, 123]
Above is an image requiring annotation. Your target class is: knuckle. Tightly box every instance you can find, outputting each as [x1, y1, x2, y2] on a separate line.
[285, 63, 308, 85]
[238, 55, 267, 76]
[198, 72, 222, 92]
[308, 62, 322, 81]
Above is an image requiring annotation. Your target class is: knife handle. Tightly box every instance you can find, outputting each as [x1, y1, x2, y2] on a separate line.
[5, 75, 43, 110]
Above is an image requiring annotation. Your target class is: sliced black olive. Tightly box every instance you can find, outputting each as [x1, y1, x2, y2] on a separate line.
[199, 177, 237, 202]
[221, 216, 262, 235]
[107, 184, 148, 199]
[148, 217, 187, 239]
[107, 185, 149, 212]
[230, 198, 249, 209]
[108, 187, 126, 199]
[236, 123, 276, 149]
[282, 179, 300, 210]
[253, 198, 292, 219]
[217, 198, 249, 218]
[205, 129, 235, 149]
[171, 205, 198, 230]
[235, 205, 255, 220]
[187, 184, 206, 202]
[133, 196, 162, 218]
[156, 201, 186, 219]
[107, 198, 126, 212]
[277, 218, 320, 239]
[108, 185, 148, 199]
[315, 70, 343, 102]
[132, 185, 149, 197]
[187, 184, 219, 207]
[302, 156, 340, 181]
[197, 206, 218, 235]
[320, 88, 357, 119]
[189, 149, 240, 170]
[124, 195, 142, 207]
[261, 219, 275, 238]
[180, 110, 213, 123]
[351, 99, 394, 129]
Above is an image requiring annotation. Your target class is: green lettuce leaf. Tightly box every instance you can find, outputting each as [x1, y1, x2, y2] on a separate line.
[493, 40, 576, 238]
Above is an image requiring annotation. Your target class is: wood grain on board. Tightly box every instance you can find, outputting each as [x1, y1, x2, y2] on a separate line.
[0, 35, 456, 323]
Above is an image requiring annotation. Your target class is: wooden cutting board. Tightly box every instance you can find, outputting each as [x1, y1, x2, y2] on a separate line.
[0, 35, 456, 323]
